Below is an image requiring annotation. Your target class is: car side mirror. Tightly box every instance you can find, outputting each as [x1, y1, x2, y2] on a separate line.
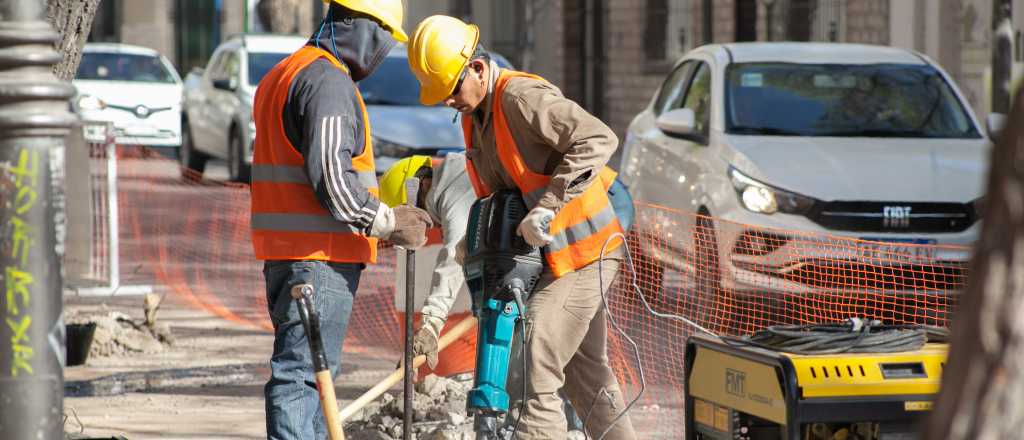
[213, 78, 236, 92]
[656, 108, 705, 143]
[987, 113, 1007, 141]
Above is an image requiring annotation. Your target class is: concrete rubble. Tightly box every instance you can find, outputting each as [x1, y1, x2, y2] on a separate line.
[345, 373, 586, 440]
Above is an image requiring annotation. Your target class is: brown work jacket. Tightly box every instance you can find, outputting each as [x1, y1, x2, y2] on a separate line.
[465, 64, 619, 212]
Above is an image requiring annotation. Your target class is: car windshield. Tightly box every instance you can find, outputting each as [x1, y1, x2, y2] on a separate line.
[248, 52, 290, 86]
[725, 63, 980, 138]
[357, 57, 423, 106]
[76, 52, 177, 84]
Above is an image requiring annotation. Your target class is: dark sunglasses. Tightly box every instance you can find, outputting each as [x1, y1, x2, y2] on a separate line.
[450, 70, 468, 98]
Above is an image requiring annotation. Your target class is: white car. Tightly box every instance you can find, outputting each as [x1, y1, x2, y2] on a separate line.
[73, 43, 183, 151]
[619, 43, 990, 300]
[182, 34, 307, 182]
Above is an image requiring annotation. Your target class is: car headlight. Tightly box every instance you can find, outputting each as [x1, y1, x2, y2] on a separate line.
[728, 166, 816, 215]
[373, 136, 413, 157]
[76, 95, 106, 111]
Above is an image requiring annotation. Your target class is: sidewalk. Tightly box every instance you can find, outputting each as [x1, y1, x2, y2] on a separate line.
[64, 291, 396, 439]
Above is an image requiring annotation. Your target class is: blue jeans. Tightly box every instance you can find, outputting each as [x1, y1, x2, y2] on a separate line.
[263, 260, 363, 440]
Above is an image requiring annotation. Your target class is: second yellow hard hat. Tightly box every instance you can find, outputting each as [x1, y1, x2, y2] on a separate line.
[378, 155, 433, 207]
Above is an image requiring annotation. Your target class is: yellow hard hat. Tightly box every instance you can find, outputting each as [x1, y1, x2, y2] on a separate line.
[379, 155, 433, 207]
[407, 15, 480, 105]
[324, 0, 408, 42]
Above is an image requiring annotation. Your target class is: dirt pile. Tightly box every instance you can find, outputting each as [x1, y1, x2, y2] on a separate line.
[66, 310, 174, 360]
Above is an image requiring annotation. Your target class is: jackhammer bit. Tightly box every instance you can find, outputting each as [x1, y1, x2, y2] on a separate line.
[292, 283, 345, 440]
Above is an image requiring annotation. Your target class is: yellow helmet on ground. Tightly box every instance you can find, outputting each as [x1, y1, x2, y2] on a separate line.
[407, 15, 480, 105]
[324, 0, 408, 42]
[379, 155, 433, 207]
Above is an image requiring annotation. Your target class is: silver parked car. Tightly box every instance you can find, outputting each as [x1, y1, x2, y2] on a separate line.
[619, 43, 990, 300]
[181, 34, 306, 181]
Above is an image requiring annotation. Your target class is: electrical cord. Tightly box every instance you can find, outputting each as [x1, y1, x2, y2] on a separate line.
[510, 288, 530, 439]
[589, 232, 717, 440]
[721, 319, 949, 355]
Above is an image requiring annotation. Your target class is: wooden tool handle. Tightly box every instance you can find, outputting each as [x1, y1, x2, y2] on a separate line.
[317, 370, 346, 440]
[338, 316, 478, 421]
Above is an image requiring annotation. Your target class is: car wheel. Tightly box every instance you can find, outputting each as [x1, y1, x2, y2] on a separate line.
[180, 120, 209, 181]
[228, 129, 250, 183]
[693, 213, 727, 333]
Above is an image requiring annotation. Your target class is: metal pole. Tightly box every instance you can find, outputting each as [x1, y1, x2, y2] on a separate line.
[403, 247, 414, 440]
[106, 128, 120, 291]
[0, 2, 77, 439]
[992, 0, 1014, 114]
[402, 177, 420, 440]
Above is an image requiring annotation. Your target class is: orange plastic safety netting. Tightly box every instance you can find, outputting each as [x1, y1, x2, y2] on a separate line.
[96, 149, 966, 438]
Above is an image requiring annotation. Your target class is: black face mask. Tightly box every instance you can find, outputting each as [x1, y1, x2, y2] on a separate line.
[310, 8, 396, 81]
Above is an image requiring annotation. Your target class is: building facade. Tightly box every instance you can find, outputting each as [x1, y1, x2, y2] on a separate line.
[89, 0, 1022, 148]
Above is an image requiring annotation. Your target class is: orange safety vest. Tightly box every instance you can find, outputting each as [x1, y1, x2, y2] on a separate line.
[250, 46, 379, 263]
[461, 69, 623, 277]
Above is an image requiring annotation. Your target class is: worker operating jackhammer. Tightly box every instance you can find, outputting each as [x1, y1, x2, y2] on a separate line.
[406, 15, 638, 439]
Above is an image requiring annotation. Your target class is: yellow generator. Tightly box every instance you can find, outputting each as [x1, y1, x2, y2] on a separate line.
[684, 332, 947, 440]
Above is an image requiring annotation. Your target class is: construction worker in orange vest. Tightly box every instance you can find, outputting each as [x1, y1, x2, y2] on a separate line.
[250, 1, 432, 438]
[407, 15, 637, 440]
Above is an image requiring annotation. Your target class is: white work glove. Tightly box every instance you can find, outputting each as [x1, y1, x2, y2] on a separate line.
[517, 206, 555, 247]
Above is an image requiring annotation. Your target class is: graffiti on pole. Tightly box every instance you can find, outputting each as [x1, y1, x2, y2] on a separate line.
[5, 147, 40, 377]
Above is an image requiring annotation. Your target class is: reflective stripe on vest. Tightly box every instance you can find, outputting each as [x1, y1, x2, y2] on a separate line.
[250, 45, 378, 263]
[252, 164, 377, 189]
[461, 69, 624, 277]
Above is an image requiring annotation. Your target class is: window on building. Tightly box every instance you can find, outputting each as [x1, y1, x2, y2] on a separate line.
[782, 0, 844, 42]
[645, 0, 692, 64]
[89, 0, 121, 42]
[735, 0, 757, 42]
[490, 1, 521, 66]
[787, 0, 813, 41]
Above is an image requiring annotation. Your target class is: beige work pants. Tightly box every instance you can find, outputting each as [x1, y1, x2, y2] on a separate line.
[512, 249, 637, 440]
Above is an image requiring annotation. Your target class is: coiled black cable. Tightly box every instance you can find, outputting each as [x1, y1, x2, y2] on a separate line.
[721, 318, 949, 355]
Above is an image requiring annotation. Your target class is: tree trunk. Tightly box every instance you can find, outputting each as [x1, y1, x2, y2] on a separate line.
[923, 88, 1024, 438]
[45, 0, 103, 81]
[257, 0, 301, 34]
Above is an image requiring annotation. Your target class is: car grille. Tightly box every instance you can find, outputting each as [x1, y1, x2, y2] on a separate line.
[781, 260, 968, 292]
[808, 201, 977, 233]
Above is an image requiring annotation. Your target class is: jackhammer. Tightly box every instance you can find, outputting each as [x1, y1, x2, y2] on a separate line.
[463, 190, 545, 439]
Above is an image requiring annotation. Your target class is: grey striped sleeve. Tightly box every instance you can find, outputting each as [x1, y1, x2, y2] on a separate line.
[287, 59, 380, 229]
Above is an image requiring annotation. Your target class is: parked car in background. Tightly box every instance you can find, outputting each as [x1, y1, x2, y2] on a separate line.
[181, 34, 306, 181]
[619, 43, 990, 299]
[73, 43, 183, 153]
[362, 45, 513, 173]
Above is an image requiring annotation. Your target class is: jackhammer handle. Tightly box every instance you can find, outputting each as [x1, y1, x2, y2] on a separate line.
[291, 283, 346, 440]
[338, 316, 478, 422]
